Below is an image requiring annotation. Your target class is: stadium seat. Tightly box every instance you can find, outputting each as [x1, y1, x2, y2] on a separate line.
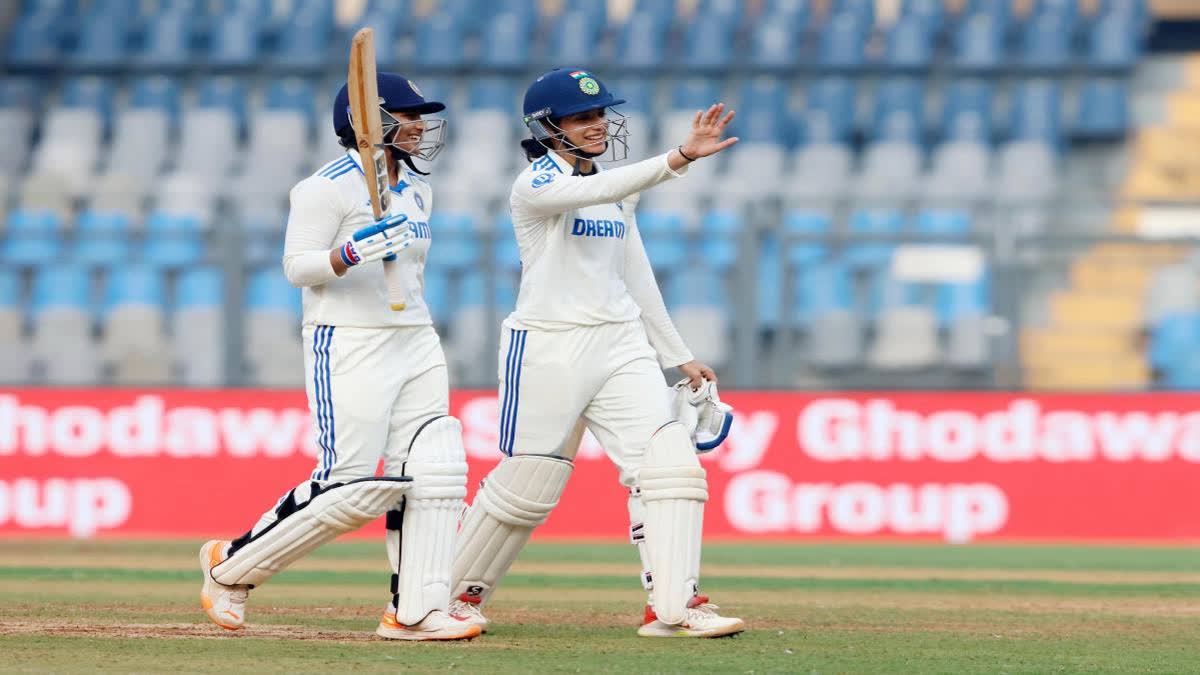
[108, 108, 170, 179]
[681, 13, 735, 71]
[173, 265, 225, 386]
[1144, 264, 1198, 324]
[885, 18, 933, 71]
[927, 140, 991, 201]
[796, 262, 861, 368]
[1075, 79, 1129, 138]
[953, 12, 1005, 72]
[137, 8, 192, 69]
[1088, 12, 1141, 71]
[272, 7, 333, 72]
[698, 210, 741, 269]
[244, 268, 302, 387]
[615, 11, 671, 71]
[0, 107, 32, 176]
[17, 171, 74, 217]
[855, 141, 923, 201]
[901, 0, 944, 31]
[845, 208, 905, 268]
[0, 268, 28, 382]
[915, 208, 972, 238]
[1149, 313, 1200, 372]
[995, 140, 1058, 203]
[480, 11, 532, 70]
[157, 172, 218, 224]
[448, 271, 497, 382]
[130, 76, 181, 116]
[640, 209, 689, 270]
[101, 264, 170, 385]
[940, 277, 992, 369]
[429, 211, 479, 268]
[30, 266, 98, 385]
[803, 78, 856, 143]
[412, 14, 465, 70]
[748, 11, 803, 71]
[3, 209, 61, 266]
[1009, 79, 1062, 145]
[71, 210, 133, 267]
[549, 10, 604, 65]
[782, 209, 831, 266]
[787, 142, 853, 207]
[208, 9, 260, 69]
[868, 273, 939, 369]
[940, 79, 993, 142]
[196, 76, 249, 126]
[142, 212, 205, 268]
[490, 215, 523, 270]
[668, 266, 730, 368]
[71, 11, 131, 69]
[422, 265, 450, 323]
[819, 12, 867, 70]
[871, 78, 925, 142]
[1020, 12, 1072, 71]
[5, 9, 62, 70]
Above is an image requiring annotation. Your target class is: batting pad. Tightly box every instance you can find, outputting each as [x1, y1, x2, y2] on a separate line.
[451, 454, 573, 605]
[211, 477, 410, 587]
[387, 416, 469, 625]
[638, 422, 708, 625]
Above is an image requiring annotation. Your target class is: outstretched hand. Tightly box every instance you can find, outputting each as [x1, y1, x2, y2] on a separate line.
[680, 103, 739, 160]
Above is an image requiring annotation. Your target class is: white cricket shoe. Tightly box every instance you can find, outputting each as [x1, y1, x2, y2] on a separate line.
[376, 609, 482, 641]
[448, 596, 490, 633]
[199, 539, 249, 631]
[637, 596, 746, 638]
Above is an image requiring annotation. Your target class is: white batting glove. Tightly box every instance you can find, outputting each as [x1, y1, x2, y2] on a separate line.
[338, 213, 414, 267]
[671, 377, 734, 452]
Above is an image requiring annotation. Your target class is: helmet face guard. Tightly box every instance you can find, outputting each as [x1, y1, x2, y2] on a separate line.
[380, 107, 447, 162]
[524, 106, 629, 163]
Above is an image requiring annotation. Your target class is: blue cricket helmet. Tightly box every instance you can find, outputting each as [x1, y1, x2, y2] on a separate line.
[522, 68, 625, 123]
[332, 72, 445, 135]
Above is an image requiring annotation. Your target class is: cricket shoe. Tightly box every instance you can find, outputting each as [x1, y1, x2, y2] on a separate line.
[376, 609, 482, 641]
[448, 595, 490, 633]
[199, 540, 249, 631]
[637, 596, 745, 638]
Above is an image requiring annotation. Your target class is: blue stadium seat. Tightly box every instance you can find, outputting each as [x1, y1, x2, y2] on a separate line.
[208, 9, 260, 69]
[747, 11, 803, 71]
[197, 76, 248, 118]
[176, 266, 224, 310]
[941, 79, 993, 142]
[915, 208, 971, 237]
[819, 12, 867, 70]
[351, 14, 400, 67]
[422, 266, 449, 319]
[490, 215, 522, 270]
[782, 209, 830, 265]
[845, 208, 904, 268]
[1088, 12, 1140, 71]
[631, 0, 678, 29]
[671, 79, 721, 112]
[413, 14, 466, 70]
[794, 261, 853, 324]
[1075, 78, 1129, 138]
[698, 210, 741, 269]
[71, 10, 132, 69]
[272, 7, 333, 72]
[681, 14, 735, 71]
[105, 264, 165, 310]
[142, 212, 205, 268]
[802, 77, 856, 143]
[264, 78, 314, 112]
[871, 78, 924, 142]
[1009, 79, 1062, 144]
[0, 77, 40, 109]
[467, 77, 514, 111]
[608, 78, 653, 115]
[480, 11, 532, 70]
[962, 0, 1012, 30]
[429, 212, 479, 268]
[953, 12, 1004, 72]
[901, 0, 944, 32]
[130, 76, 180, 115]
[72, 211, 132, 267]
[137, 8, 193, 69]
[639, 210, 686, 235]
[3, 210, 61, 266]
[641, 210, 688, 269]
[32, 267, 92, 315]
[1098, 0, 1148, 31]
[5, 10, 63, 70]
[0, 268, 19, 309]
[1032, 0, 1078, 28]
[1020, 12, 1072, 71]
[885, 18, 933, 71]
[937, 277, 989, 324]
[1148, 313, 1200, 371]
[736, 79, 790, 144]
[549, 10, 604, 66]
[246, 268, 300, 316]
[617, 10, 671, 71]
[455, 271, 489, 309]
[61, 76, 116, 121]
[666, 266, 727, 310]
[757, 233, 781, 328]
[869, 271, 922, 317]
[832, 0, 875, 26]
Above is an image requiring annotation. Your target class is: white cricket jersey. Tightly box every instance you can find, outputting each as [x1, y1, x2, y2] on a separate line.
[506, 150, 695, 368]
[282, 149, 435, 328]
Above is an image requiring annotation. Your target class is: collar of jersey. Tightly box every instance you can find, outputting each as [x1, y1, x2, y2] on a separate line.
[541, 150, 602, 177]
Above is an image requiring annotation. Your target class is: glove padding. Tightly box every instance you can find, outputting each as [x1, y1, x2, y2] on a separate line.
[339, 213, 413, 267]
[671, 377, 734, 452]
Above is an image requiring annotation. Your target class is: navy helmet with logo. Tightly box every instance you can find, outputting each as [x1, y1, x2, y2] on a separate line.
[521, 68, 630, 162]
[333, 72, 447, 162]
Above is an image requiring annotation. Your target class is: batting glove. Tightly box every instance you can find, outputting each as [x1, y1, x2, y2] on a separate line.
[671, 377, 734, 452]
[339, 213, 413, 267]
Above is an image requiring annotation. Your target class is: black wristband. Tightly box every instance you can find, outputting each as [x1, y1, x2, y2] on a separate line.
[677, 145, 697, 162]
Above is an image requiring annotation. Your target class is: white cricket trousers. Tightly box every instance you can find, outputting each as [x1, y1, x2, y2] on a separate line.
[302, 323, 449, 481]
[497, 319, 672, 486]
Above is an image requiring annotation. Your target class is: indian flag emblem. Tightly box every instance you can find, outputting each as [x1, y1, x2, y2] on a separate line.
[569, 70, 590, 79]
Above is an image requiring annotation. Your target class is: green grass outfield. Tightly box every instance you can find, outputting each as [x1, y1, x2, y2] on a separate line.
[1, 539, 1198, 673]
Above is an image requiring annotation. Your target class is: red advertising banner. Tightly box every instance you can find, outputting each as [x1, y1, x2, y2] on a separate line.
[1, 389, 1199, 541]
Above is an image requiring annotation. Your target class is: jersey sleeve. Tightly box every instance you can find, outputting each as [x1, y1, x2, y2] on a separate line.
[623, 212, 695, 369]
[282, 177, 344, 287]
[511, 151, 687, 218]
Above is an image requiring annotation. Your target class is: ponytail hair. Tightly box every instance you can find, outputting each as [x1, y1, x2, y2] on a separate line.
[521, 138, 548, 162]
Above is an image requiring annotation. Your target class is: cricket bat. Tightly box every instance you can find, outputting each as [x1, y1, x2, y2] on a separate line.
[347, 27, 406, 311]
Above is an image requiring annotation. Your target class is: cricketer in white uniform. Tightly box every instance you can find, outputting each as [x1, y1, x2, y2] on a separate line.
[198, 73, 479, 641]
[448, 68, 745, 638]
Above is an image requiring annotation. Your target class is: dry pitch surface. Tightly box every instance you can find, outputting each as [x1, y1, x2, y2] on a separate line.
[1, 539, 1198, 673]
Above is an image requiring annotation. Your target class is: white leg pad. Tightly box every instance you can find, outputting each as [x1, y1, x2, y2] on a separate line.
[628, 490, 653, 592]
[638, 422, 708, 626]
[387, 416, 469, 626]
[450, 454, 573, 605]
[212, 477, 410, 587]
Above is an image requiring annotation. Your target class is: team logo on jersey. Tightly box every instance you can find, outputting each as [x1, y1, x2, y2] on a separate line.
[571, 217, 625, 239]
[408, 80, 423, 97]
[579, 77, 600, 95]
[413, 193, 425, 211]
[531, 172, 556, 188]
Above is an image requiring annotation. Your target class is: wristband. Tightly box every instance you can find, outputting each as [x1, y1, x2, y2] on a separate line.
[340, 241, 361, 267]
[677, 145, 697, 162]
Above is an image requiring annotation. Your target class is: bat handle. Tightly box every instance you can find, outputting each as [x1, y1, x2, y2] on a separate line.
[384, 256, 407, 311]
